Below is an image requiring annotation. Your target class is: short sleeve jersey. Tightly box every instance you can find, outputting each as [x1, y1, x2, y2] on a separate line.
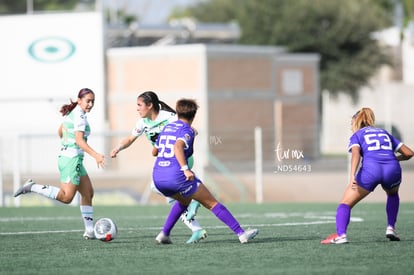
[348, 126, 402, 162]
[131, 110, 177, 144]
[153, 120, 195, 179]
[60, 105, 90, 158]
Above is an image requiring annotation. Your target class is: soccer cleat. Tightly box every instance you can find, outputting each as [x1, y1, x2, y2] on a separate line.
[83, 230, 95, 240]
[386, 226, 400, 241]
[155, 231, 172, 244]
[185, 200, 201, 221]
[238, 228, 259, 244]
[186, 229, 208, 244]
[321, 233, 348, 244]
[14, 179, 35, 197]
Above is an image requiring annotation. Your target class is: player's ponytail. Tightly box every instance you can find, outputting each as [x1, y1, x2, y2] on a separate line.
[351, 107, 375, 132]
[159, 101, 176, 114]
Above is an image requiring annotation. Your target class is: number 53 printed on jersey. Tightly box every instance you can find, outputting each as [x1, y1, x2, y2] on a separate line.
[364, 133, 393, 151]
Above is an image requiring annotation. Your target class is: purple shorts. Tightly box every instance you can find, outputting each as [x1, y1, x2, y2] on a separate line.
[356, 161, 402, 192]
[153, 172, 201, 198]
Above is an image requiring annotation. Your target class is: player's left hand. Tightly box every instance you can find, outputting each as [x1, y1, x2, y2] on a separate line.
[351, 180, 357, 190]
[184, 170, 194, 181]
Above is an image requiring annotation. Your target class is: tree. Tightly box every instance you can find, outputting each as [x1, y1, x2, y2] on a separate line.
[402, 0, 414, 26]
[171, 0, 395, 102]
[0, 0, 80, 14]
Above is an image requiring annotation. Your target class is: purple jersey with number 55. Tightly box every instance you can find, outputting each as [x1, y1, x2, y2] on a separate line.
[152, 120, 198, 197]
[348, 126, 403, 191]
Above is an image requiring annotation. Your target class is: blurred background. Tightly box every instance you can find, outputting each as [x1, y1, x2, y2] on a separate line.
[1, 0, 414, 207]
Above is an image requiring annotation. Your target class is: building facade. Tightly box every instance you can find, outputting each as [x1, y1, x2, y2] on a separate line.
[106, 44, 320, 175]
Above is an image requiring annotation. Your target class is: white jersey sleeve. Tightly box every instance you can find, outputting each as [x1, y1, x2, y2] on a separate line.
[131, 110, 177, 139]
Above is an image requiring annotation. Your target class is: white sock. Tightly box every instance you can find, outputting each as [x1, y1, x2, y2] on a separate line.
[80, 205, 94, 232]
[169, 198, 203, 232]
[31, 184, 59, 200]
[166, 197, 176, 205]
[181, 214, 202, 232]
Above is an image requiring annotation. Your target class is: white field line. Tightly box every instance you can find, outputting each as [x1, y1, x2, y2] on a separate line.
[0, 229, 83, 235]
[0, 213, 364, 236]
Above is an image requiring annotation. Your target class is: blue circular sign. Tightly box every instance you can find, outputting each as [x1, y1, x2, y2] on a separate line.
[28, 37, 76, 63]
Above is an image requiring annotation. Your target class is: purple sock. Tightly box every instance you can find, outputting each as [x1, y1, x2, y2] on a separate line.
[386, 194, 399, 227]
[336, 203, 351, 236]
[211, 203, 244, 235]
[162, 201, 187, 236]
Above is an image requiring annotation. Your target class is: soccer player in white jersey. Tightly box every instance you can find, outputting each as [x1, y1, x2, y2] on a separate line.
[110, 91, 207, 243]
[14, 88, 105, 239]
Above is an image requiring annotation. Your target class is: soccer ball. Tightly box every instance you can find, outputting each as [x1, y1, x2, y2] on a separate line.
[94, 218, 117, 242]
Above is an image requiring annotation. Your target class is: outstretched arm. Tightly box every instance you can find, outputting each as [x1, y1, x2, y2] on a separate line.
[110, 134, 138, 158]
[75, 131, 105, 168]
[397, 144, 414, 161]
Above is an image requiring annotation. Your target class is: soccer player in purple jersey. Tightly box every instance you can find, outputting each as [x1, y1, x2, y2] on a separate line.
[110, 91, 207, 243]
[152, 98, 258, 244]
[321, 107, 413, 244]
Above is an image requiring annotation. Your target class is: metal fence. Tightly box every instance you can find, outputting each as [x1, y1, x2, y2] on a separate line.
[0, 125, 324, 207]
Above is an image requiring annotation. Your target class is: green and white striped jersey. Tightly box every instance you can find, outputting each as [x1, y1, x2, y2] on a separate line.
[60, 105, 90, 158]
[131, 110, 176, 145]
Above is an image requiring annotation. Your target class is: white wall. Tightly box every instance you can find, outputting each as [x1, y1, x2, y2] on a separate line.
[322, 22, 414, 154]
[0, 12, 106, 173]
[403, 22, 414, 85]
[321, 82, 414, 154]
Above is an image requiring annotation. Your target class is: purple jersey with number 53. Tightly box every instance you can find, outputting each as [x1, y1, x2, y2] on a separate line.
[348, 126, 403, 191]
[152, 120, 198, 197]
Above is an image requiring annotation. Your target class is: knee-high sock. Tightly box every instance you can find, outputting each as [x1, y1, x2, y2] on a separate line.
[80, 205, 94, 232]
[167, 197, 202, 232]
[162, 201, 187, 236]
[336, 203, 351, 236]
[31, 184, 59, 200]
[386, 194, 399, 228]
[212, 203, 244, 236]
[180, 215, 203, 232]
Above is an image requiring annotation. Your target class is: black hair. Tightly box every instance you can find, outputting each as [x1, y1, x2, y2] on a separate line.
[138, 91, 175, 114]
